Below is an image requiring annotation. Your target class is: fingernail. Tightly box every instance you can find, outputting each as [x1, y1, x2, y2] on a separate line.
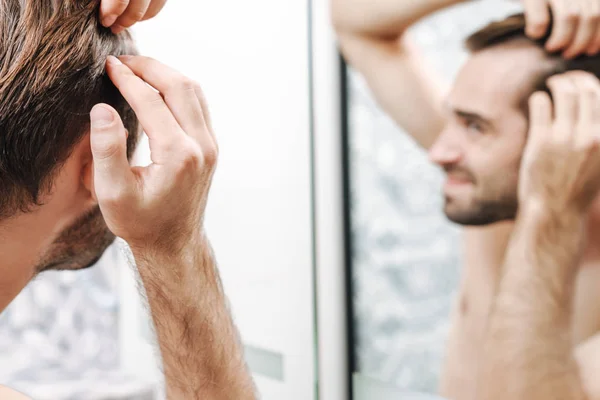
[102, 14, 118, 27]
[91, 105, 114, 128]
[118, 55, 133, 63]
[111, 24, 125, 34]
[106, 55, 122, 66]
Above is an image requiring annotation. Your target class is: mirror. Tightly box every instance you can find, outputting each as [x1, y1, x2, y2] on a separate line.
[344, 1, 522, 397]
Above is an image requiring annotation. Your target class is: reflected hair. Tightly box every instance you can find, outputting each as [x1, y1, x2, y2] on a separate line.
[0, 0, 140, 220]
[465, 13, 600, 114]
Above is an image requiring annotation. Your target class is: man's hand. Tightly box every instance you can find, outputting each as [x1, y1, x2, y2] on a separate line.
[100, 0, 168, 34]
[89, 57, 256, 399]
[520, 71, 600, 214]
[476, 72, 600, 400]
[89, 55, 217, 255]
[523, 0, 600, 58]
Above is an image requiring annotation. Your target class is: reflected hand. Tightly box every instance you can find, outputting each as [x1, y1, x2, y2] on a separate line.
[523, 0, 600, 58]
[520, 71, 600, 213]
[100, 0, 168, 34]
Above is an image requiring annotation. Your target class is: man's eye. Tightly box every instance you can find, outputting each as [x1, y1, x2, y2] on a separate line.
[466, 120, 484, 134]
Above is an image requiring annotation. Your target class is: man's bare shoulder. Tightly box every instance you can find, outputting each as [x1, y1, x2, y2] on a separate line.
[0, 386, 31, 399]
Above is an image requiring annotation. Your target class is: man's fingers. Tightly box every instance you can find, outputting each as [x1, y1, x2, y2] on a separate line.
[528, 91, 553, 145]
[100, 0, 130, 28]
[567, 72, 600, 146]
[586, 0, 600, 54]
[105, 56, 186, 163]
[524, 0, 551, 38]
[112, 0, 151, 34]
[546, 0, 579, 52]
[564, 1, 600, 58]
[90, 104, 136, 201]
[118, 56, 208, 144]
[194, 85, 217, 147]
[548, 75, 579, 141]
[141, 0, 168, 21]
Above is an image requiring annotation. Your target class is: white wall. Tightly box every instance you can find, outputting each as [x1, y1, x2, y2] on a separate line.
[121, 1, 318, 399]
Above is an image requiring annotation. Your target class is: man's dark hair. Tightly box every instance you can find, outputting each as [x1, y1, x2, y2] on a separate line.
[0, 0, 140, 220]
[465, 12, 600, 113]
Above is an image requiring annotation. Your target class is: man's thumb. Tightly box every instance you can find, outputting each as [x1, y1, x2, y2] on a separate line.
[90, 104, 134, 199]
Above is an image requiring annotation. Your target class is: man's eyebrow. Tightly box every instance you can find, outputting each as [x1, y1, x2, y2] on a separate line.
[453, 108, 495, 129]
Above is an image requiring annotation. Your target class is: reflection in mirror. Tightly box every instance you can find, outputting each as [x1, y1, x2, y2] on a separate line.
[344, 0, 524, 397]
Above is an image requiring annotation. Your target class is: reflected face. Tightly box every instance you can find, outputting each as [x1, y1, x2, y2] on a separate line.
[428, 43, 547, 226]
[35, 205, 115, 272]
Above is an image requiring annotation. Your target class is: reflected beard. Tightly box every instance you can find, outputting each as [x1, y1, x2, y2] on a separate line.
[35, 206, 116, 273]
[444, 195, 518, 226]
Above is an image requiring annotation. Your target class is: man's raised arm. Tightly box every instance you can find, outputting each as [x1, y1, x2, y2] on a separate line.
[476, 71, 600, 400]
[330, 0, 465, 149]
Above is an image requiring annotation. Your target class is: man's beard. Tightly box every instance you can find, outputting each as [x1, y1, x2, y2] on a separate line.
[444, 195, 518, 226]
[442, 165, 519, 226]
[35, 206, 115, 272]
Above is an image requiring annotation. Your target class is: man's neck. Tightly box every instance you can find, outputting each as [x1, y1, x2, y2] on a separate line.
[0, 217, 48, 312]
[0, 262, 34, 313]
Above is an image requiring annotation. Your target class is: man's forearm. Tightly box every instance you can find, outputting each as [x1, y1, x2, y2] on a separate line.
[331, 0, 468, 38]
[477, 205, 586, 400]
[133, 235, 256, 400]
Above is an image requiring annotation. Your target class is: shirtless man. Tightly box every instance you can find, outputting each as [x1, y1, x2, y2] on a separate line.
[333, 0, 600, 399]
[0, 0, 256, 399]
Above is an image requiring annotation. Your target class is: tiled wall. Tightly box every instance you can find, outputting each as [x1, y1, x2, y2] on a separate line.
[0, 245, 153, 399]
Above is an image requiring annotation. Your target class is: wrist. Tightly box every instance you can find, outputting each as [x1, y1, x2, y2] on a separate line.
[130, 230, 214, 283]
[519, 198, 587, 225]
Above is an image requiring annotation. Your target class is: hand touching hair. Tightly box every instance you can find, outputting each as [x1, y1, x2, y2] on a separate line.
[0, 0, 140, 220]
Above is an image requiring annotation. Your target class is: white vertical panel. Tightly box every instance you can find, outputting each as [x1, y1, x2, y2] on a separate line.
[310, 0, 350, 399]
[121, 1, 317, 400]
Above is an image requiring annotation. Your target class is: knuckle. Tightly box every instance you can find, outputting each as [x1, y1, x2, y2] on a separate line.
[581, 85, 598, 98]
[178, 143, 203, 169]
[529, 91, 547, 103]
[127, 8, 147, 22]
[145, 92, 165, 108]
[203, 144, 219, 167]
[192, 80, 204, 93]
[175, 78, 198, 94]
[93, 142, 120, 160]
[547, 74, 564, 86]
[562, 10, 580, 23]
[113, 0, 130, 9]
[530, 20, 548, 32]
[587, 12, 600, 22]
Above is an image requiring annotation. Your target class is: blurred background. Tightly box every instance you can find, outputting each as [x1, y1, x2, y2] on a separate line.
[0, 0, 521, 399]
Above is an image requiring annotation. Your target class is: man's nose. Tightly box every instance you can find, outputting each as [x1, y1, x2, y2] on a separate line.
[428, 131, 463, 166]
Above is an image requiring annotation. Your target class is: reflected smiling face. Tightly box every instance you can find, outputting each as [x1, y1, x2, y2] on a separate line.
[428, 42, 548, 226]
